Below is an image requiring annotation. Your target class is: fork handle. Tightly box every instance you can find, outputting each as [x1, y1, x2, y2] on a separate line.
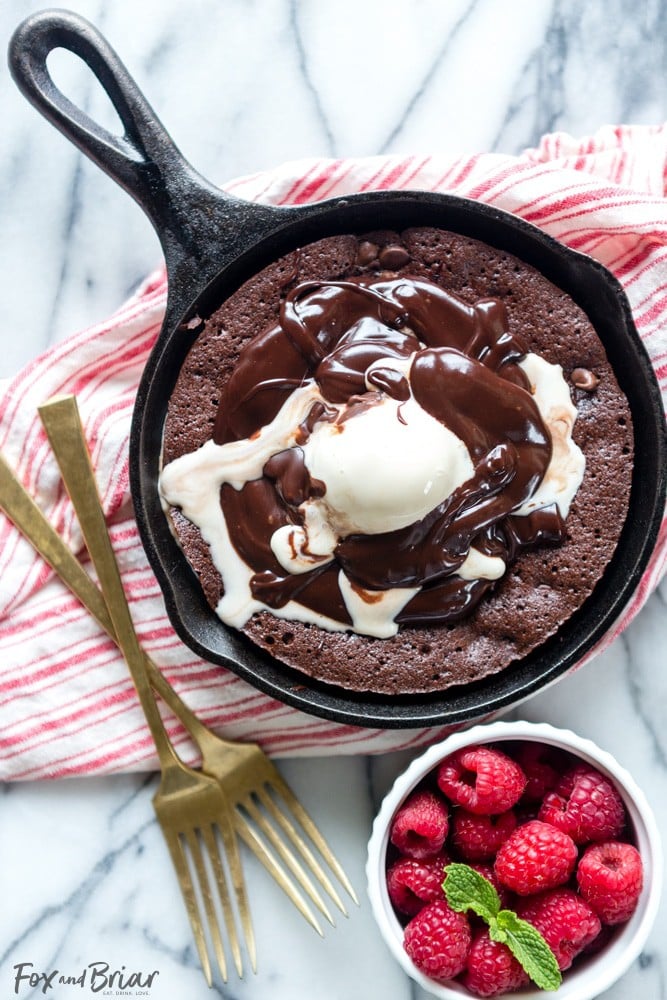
[0, 447, 212, 745]
[38, 394, 181, 773]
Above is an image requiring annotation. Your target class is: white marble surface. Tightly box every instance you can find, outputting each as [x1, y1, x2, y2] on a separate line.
[1, 1, 666, 998]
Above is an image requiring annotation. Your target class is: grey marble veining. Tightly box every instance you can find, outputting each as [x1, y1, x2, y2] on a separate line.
[1, 2, 666, 998]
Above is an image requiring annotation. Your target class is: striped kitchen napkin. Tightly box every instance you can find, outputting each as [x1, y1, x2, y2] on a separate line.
[1, 124, 666, 780]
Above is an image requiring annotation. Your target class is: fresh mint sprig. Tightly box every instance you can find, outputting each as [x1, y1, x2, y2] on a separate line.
[443, 863, 562, 992]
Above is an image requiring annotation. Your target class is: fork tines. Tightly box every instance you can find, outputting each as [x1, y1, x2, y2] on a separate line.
[232, 768, 358, 938]
[160, 814, 256, 985]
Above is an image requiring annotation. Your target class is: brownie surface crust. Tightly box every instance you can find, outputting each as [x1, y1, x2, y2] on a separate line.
[162, 228, 633, 694]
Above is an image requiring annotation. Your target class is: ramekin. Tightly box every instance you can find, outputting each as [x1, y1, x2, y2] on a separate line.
[366, 720, 662, 1000]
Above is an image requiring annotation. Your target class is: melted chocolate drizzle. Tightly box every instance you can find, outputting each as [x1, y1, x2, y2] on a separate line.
[211, 275, 565, 627]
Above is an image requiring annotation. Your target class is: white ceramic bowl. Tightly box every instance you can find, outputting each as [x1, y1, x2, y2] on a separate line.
[366, 720, 662, 1000]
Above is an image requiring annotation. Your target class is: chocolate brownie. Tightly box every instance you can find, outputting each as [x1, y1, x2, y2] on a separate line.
[161, 228, 633, 695]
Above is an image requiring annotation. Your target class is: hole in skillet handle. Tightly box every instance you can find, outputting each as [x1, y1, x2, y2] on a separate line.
[132, 192, 667, 730]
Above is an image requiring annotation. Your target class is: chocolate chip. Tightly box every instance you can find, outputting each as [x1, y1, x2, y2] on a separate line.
[378, 244, 410, 269]
[571, 367, 600, 391]
[357, 241, 379, 266]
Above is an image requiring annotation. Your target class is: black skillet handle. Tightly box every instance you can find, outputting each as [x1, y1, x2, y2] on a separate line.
[8, 9, 284, 308]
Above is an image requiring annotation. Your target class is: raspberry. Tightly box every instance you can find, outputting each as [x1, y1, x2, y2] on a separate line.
[538, 764, 625, 844]
[390, 789, 449, 859]
[461, 929, 530, 997]
[576, 840, 643, 925]
[452, 809, 517, 861]
[403, 899, 471, 980]
[518, 889, 601, 970]
[386, 853, 449, 916]
[494, 820, 577, 895]
[512, 742, 563, 802]
[437, 746, 526, 815]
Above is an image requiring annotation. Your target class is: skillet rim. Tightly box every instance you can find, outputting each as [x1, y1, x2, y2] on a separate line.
[129, 189, 667, 728]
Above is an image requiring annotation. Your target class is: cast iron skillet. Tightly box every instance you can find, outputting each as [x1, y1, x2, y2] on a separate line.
[9, 10, 667, 728]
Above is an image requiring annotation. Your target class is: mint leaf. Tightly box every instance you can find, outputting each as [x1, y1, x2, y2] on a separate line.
[491, 909, 562, 992]
[442, 863, 562, 991]
[443, 863, 501, 923]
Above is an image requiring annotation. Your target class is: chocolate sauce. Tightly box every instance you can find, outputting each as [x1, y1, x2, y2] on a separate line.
[263, 448, 325, 506]
[213, 275, 563, 627]
[366, 366, 410, 401]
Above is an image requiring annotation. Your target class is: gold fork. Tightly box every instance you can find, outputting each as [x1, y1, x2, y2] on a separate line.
[0, 401, 356, 932]
[36, 394, 254, 986]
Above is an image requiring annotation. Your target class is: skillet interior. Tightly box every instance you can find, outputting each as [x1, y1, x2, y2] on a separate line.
[131, 191, 667, 728]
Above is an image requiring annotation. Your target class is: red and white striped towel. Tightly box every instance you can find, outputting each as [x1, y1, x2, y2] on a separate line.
[1, 125, 666, 781]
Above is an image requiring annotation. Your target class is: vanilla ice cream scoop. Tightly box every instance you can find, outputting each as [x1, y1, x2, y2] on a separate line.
[301, 394, 474, 536]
